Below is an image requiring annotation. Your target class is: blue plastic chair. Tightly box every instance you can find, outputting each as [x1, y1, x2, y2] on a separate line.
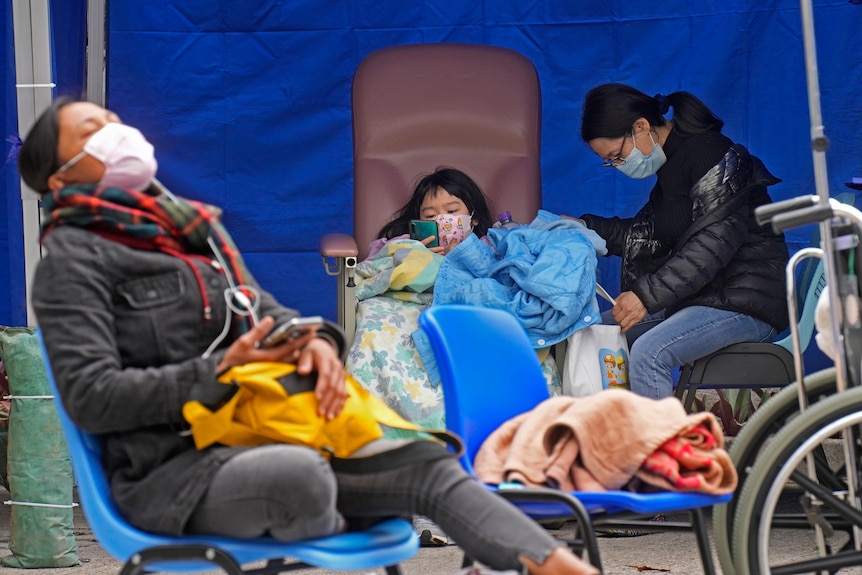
[37, 332, 418, 575]
[418, 305, 731, 575]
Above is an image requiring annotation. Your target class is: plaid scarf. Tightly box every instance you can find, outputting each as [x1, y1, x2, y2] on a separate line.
[41, 184, 257, 333]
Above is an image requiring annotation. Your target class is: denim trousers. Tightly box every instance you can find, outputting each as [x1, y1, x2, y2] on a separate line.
[603, 305, 776, 400]
[185, 442, 560, 570]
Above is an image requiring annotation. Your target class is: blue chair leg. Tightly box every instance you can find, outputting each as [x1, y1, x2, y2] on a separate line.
[118, 545, 245, 575]
[254, 559, 405, 575]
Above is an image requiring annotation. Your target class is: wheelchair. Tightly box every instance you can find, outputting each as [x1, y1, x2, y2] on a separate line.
[710, 195, 862, 574]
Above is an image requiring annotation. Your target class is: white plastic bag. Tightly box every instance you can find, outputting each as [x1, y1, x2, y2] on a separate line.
[562, 323, 630, 397]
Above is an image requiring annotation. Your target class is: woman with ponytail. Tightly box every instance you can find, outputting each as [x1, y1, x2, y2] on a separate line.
[576, 83, 789, 400]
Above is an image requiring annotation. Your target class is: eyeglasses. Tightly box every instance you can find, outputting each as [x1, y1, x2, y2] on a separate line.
[602, 133, 632, 168]
[54, 150, 88, 175]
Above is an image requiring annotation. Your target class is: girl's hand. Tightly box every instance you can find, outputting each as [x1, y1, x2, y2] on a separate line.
[612, 291, 647, 333]
[420, 235, 446, 255]
[295, 339, 347, 420]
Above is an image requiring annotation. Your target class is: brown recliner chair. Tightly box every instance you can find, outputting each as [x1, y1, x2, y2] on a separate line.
[320, 42, 542, 344]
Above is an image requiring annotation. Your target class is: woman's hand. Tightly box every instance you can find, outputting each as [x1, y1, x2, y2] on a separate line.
[216, 316, 347, 420]
[217, 316, 316, 372]
[560, 214, 586, 226]
[295, 339, 347, 420]
[612, 291, 647, 333]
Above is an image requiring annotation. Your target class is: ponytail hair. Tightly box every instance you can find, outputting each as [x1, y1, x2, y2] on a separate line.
[664, 91, 724, 137]
[581, 83, 723, 141]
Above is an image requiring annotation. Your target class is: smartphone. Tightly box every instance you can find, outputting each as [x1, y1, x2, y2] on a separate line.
[409, 220, 439, 248]
[259, 316, 324, 349]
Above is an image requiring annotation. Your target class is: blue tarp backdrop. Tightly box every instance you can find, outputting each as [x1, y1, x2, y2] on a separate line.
[2, 0, 862, 328]
[2, 0, 86, 326]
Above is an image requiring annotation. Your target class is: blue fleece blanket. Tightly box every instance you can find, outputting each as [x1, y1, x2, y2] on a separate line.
[432, 210, 604, 347]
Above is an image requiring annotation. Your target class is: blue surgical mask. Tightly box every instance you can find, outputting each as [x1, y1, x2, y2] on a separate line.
[616, 131, 666, 179]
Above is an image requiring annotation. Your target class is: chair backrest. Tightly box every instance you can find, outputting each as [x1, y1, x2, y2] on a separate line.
[352, 42, 542, 259]
[774, 255, 825, 354]
[36, 332, 169, 562]
[417, 305, 549, 475]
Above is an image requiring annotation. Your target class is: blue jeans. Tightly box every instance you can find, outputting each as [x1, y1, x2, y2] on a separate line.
[603, 306, 776, 400]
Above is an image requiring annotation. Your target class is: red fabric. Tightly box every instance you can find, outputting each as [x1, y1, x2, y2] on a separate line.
[636, 423, 736, 493]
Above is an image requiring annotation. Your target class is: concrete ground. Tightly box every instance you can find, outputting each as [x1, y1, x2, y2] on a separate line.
[0, 486, 860, 575]
[0, 487, 736, 575]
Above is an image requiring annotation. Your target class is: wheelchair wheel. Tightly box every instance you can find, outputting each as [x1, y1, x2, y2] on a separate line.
[713, 368, 837, 574]
[731, 384, 862, 574]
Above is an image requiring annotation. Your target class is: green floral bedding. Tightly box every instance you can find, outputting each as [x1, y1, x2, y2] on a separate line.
[346, 296, 562, 438]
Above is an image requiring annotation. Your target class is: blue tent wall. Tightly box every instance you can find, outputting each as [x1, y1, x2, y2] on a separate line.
[2, 0, 86, 326]
[102, 0, 862, 322]
[4, 0, 862, 328]
[2, 0, 24, 327]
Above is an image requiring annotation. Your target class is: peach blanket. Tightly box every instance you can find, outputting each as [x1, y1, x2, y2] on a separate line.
[474, 390, 737, 494]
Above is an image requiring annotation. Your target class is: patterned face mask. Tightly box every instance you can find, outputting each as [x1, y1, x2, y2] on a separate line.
[435, 213, 473, 249]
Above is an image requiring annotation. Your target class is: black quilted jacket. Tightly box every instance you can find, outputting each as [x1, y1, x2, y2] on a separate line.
[583, 143, 790, 331]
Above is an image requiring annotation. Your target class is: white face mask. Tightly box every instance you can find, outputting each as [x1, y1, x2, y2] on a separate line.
[435, 213, 473, 249]
[83, 123, 158, 191]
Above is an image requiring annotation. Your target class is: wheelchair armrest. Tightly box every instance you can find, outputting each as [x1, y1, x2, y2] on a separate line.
[319, 233, 359, 258]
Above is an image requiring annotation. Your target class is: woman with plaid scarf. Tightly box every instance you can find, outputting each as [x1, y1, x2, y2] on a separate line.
[17, 98, 597, 575]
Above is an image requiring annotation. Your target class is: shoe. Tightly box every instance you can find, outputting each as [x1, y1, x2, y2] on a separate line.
[595, 513, 666, 538]
[413, 515, 452, 547]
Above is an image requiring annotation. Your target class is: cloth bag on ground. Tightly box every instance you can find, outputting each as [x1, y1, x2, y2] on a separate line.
[562, 285, 630, 396]
[0, 327, 79, 568]
[182, 361, 462, 458]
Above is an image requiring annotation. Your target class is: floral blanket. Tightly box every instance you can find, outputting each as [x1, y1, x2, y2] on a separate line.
[347, 296, 561, 438]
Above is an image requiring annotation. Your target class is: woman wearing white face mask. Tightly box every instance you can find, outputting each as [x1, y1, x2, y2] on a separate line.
[19, 100, 599, 575]
[575, 83, 790, 401]
[30, 101, 158, 194]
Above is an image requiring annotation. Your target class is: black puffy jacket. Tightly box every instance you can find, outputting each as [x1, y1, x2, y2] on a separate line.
[583, 143, 789, 331]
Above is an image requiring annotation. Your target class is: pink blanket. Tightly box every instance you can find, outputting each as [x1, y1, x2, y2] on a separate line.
[474, 390, 736, 494]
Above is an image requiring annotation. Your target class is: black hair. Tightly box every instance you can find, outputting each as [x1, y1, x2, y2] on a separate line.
[377, 166, 494, 239]
[580, 83, 724, 142]
[17, 96, 81, 194]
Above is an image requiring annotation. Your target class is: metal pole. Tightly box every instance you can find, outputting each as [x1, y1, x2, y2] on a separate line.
[12, 0, 54, 327]
[85, 0, 106, 105]
[798, 0, 847, 393]
[799, 0, 862, 556]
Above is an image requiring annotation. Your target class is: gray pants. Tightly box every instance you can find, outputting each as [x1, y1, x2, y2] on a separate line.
[185, 443, 561, 570]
